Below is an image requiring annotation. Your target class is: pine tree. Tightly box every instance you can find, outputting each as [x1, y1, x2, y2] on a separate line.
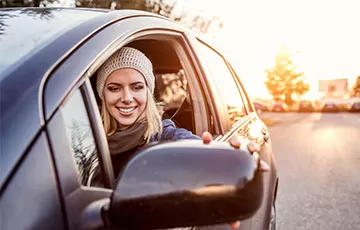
[265, 44, 309, 106]
[351, 75, 360, 97]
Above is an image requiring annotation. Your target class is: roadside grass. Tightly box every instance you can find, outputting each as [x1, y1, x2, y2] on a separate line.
[261, 118, 280, 126]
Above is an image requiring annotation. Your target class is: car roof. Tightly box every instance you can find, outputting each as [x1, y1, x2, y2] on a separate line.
[0, 7, 163, 187]
[0, 8, 109, 76]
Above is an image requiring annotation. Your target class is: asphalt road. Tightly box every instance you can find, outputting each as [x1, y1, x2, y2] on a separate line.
[262, 112, 360, 230]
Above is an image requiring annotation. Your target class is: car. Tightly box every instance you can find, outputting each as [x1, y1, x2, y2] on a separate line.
[0, 8, 278, 230]
[298, 100, 314, 112]
[253, 102, 269, 114]
[272, 101, 288, 112]
[349, 101, 360, 112]
[321, 101, 339, 113]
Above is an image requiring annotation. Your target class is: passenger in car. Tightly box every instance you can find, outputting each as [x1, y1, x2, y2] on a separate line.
[96, 47, 267, 229]
[96, 47, 200, 175]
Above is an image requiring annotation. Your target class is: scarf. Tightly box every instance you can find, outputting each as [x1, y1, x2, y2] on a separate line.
[107, 120, 148, 155]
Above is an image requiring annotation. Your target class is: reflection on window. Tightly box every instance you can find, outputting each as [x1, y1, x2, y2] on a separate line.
[155, 70, 188, 117]
[0, 9, 101, 74]
[197, 41, 246, 126]
[61, 89, 101, 187]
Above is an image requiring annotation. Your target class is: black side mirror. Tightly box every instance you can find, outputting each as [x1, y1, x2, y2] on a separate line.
[106, 140, 263, 229]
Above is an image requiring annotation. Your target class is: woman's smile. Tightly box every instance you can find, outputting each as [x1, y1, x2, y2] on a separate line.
[116, 106, 138, 116]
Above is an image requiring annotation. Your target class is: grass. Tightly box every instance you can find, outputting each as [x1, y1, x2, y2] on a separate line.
[261, 118, 280, 126]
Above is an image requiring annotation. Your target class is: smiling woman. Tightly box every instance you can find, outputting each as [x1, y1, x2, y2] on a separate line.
[96, 47, 162, 142]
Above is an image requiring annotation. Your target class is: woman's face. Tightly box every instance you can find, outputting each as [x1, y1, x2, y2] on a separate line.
[103, 68, 147, 126]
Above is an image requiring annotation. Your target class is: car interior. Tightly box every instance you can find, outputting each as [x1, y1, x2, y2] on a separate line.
[90, 38, 196, 133]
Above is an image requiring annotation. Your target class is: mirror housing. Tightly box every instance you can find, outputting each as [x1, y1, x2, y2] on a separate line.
[107, 140, 263, 229]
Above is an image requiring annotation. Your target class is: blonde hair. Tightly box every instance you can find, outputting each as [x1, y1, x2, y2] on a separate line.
[101, 87, 162, 143]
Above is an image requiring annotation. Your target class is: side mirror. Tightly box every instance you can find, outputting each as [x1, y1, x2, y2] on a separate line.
[106, 140, 263, 229]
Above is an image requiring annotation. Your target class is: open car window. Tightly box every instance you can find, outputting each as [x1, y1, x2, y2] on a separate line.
[90, 38, 201, 134]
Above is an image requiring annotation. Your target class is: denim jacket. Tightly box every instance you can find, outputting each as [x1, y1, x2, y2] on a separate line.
[151, 119, 201, 142]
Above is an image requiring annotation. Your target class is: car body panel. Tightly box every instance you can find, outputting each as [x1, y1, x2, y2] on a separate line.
[0, 132, 65, 229]
[350, 102, 360, 112]
[321, 102, 339, 112]
[298, 100, 314, 112]
[272, 101, 288, 112]
[0, 8, 105, 75]
[224, 114, 277, 230]
[253, 102, 269, 112]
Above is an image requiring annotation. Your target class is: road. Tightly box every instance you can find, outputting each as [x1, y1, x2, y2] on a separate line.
[262, 112, 360, 230]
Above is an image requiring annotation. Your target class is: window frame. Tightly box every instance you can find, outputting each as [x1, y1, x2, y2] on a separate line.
[87, 30, 212, 136]
[52, 77, 114, 190]
[82, 79, 115, 188]
[225, 59, 255, 114]
[46, 77, 113, 230]
[194, 39, 250, 132]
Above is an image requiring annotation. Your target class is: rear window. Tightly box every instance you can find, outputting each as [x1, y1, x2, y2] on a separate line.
[0, 8, 102, 74]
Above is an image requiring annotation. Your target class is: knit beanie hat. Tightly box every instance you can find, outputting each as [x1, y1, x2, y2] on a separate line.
[96, 47, 155, 100]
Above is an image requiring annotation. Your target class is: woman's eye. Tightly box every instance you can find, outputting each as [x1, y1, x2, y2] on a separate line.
[108, 86, 120, 92]
[133, 85, 144, 90]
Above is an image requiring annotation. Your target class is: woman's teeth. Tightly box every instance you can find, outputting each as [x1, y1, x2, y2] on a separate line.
[118, 107, 136, 113]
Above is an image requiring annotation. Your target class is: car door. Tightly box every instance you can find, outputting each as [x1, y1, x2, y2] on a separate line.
[192, 40, 278, 230]
[226, 57, 278, 230]
[42, 14, 215, 229]
[46, 79, 114, 229]
[0, 130, 66, 230]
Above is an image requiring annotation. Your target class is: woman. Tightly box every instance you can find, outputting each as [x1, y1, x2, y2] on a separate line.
[97, 47, 268, 229]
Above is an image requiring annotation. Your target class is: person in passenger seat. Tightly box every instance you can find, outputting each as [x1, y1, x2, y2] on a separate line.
[96, 46, 269, 230]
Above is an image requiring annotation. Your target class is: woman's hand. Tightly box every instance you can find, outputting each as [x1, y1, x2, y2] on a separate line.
[201, 131, 270, 172]
[201, 132, 270, 229]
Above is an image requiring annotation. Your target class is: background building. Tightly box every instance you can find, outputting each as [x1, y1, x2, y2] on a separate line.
[319, 78, 349, 99]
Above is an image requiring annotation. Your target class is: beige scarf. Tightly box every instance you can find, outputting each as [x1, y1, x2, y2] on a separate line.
[107, 120, 147, 155]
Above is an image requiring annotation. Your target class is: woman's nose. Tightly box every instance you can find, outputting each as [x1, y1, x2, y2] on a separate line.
[120, 88, 133, 104]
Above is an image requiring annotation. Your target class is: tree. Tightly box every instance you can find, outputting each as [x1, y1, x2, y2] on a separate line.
[265, 44, 309, 106]
[1, 0, 58, 7]
[351, 75, 360, 97]
[76, 0, 112, 8]
[119, 0, 223, 34]
[145, 0, 178, 19]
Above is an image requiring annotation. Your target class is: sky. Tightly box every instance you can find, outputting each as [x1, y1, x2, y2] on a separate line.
[178, 0, 360, 99]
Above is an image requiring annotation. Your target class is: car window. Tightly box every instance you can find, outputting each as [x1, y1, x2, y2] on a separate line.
[61, 88, 103, 187]
[126, 39, 198, 133]
[226, 61, 254, 113]
[196, 41, 247, 127]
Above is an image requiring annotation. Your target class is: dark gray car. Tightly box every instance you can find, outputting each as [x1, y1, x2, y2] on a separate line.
[0, 8, 278, 230]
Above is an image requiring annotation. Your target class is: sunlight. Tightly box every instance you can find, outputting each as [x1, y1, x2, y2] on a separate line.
[321, 127, 336, 139]
[202, 0, 360, 99]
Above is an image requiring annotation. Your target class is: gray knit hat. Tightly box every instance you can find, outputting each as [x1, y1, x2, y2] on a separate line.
[97, 47, 155, 99]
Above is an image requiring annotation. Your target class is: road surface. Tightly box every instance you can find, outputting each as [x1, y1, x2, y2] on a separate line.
[262, 112, 360, 230]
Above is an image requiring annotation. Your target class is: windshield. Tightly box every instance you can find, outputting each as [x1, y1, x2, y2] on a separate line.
[0, 8, 103, 74]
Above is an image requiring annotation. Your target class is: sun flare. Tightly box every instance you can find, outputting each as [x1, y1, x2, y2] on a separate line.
[200, 0, 360, 100]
